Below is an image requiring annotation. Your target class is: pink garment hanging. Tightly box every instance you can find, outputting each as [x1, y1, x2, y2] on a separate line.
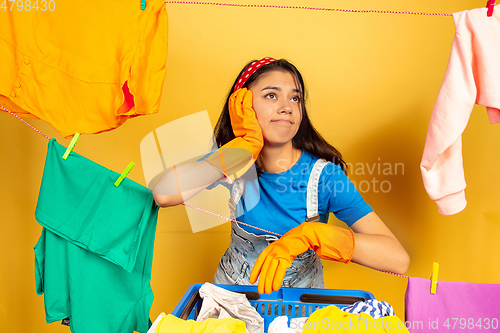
[405, 277, 500, 332]
[420, 5, 500, 216]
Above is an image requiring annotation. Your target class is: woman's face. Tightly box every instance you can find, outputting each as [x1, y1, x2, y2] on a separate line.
[249, 70, 302, 147]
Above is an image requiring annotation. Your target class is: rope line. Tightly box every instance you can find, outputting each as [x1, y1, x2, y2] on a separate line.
[165, 1, 453, 17]
[1, 104, 51, 140]
[181, 202, 410, 278]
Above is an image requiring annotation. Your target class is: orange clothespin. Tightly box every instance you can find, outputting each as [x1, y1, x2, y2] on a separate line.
[487, 0, 495, 17]
[430, 262, 439, 295]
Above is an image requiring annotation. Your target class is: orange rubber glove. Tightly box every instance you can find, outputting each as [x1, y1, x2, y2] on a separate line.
[249, 222, 355, 294]
[204, 88, 264, 183]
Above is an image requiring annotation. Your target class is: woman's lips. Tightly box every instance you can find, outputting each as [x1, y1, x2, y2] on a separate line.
[271, 119, 293, 124]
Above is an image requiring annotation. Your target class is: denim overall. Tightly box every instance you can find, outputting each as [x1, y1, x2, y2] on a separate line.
[213, 158, 329, 288]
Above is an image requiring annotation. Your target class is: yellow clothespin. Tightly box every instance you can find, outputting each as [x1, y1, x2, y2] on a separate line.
[114, 162, 135, 187]
[430, 262, 439, 294]
[62, 133, 81, 160]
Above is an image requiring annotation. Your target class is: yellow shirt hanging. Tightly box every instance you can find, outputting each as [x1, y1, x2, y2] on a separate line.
[0, 0, 168, 138]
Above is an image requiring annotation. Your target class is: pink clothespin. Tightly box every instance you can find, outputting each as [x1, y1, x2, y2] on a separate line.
[487, 0, 495, 17]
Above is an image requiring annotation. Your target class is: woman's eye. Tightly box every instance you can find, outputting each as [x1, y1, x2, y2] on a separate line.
[265, 93, 276, 99]
[291, 96, 301, 103]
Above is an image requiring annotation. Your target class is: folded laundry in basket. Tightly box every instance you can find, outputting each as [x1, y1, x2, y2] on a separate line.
[303, 305, 409, 332]
[405, 276, 500, 332]
[148, 312, 246, 333]
[268, 298, 396, 333]
[197, 283, 265, 333]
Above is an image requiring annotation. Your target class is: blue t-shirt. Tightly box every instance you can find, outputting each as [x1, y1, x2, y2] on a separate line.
[207, 150, 373, 236]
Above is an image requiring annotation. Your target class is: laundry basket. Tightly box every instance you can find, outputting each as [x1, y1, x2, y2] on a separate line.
[171, 283, 375, 332]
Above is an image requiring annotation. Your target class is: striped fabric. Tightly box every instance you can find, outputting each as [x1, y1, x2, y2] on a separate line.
[341, 299, 395, 319]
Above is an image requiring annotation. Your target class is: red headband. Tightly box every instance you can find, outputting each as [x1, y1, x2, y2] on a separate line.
[233, 57, 277, 92]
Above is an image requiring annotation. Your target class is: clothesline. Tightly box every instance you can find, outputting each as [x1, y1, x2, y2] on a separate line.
[2, 105, 409, 279]
[0, 104, 50, 140]
[164, 1, 453, 17]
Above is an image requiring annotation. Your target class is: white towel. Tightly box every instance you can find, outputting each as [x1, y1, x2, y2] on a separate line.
[268, 316, 307, 333]
[268, 316, 295, 333]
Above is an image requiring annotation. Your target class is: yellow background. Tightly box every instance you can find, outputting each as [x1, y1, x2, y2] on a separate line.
[1, 0, 499, 332]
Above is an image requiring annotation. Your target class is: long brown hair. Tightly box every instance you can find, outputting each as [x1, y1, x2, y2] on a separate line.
[213, 58, 347, 173]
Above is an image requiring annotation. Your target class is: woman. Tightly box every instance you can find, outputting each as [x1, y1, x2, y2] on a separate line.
[154, 58, 410, 294]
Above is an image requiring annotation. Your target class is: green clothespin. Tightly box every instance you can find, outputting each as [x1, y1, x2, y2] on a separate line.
[141, 0, 146, 10]
[115, 162, 135, 187]
[62, 133, 81, 160]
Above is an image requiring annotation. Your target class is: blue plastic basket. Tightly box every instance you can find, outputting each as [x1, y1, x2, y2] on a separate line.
[171, 283, 375, 332]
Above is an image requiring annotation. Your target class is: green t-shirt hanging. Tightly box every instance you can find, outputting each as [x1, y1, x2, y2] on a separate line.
[34, 139, 159, 333]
